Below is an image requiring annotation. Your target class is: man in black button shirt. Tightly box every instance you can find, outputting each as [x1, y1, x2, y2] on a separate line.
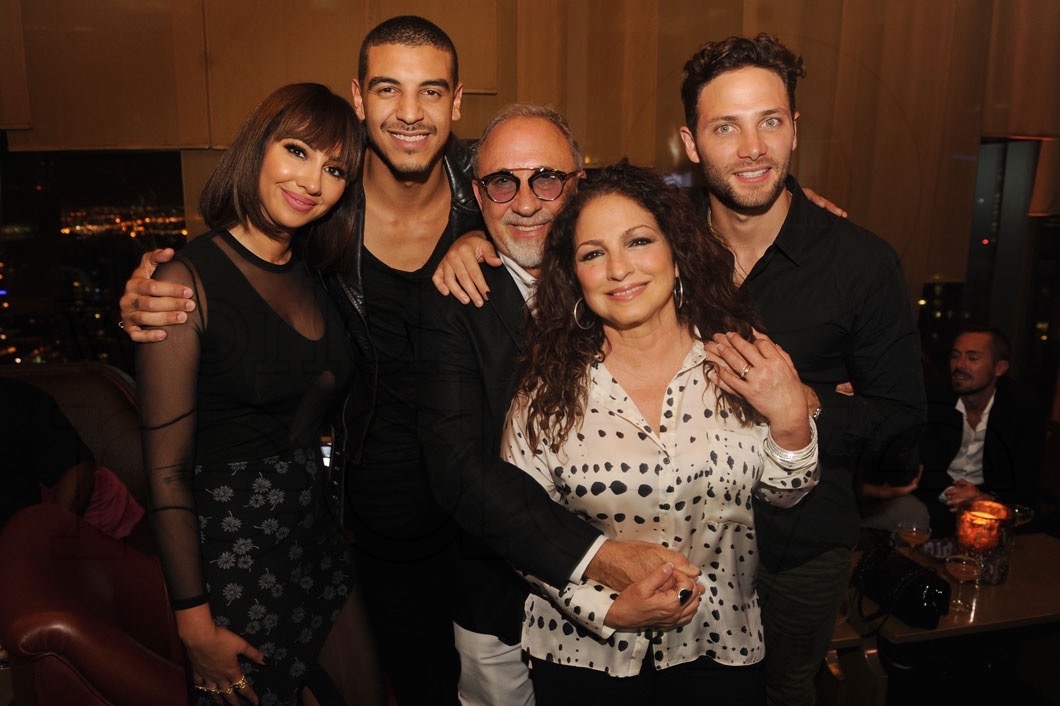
[677, 35, 926, 706]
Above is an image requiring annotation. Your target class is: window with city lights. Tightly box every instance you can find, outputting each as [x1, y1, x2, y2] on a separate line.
[0, 150, 186, 373]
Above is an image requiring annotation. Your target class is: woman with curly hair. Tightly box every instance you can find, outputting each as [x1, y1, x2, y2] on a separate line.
[501, 162, 819, 704]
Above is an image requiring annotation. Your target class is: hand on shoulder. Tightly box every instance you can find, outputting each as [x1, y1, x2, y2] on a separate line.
[119, 248, 195, 342]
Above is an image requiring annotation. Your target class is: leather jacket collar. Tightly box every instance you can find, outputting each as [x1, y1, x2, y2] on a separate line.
[336, 134, 478, 315]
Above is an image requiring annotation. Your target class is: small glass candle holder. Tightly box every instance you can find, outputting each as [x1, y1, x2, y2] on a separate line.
[955, 499, 1014, 584]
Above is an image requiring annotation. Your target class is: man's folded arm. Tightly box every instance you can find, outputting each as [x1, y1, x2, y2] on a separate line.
[412, 304, 602, 588]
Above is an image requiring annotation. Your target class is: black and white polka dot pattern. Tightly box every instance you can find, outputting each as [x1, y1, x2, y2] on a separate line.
[502, 339, 818, 678]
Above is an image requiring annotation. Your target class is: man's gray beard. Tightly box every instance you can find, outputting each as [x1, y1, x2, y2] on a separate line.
[703, 159, 790, 215]
[498, 235, 544, 272]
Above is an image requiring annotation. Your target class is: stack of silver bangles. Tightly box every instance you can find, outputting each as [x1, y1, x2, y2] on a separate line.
[763, 418, 818, 467]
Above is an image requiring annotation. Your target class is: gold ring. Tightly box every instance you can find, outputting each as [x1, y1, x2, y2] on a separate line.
[739, 364, 751, 380]
[193, 684, 220, 695]
[232, 675, 249, 691]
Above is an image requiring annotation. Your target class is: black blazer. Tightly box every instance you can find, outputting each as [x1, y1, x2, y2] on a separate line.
[918, 376, 1044, 533]
[412, 265, 602, 642]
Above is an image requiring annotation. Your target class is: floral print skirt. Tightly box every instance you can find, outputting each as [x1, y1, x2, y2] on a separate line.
[193, 447, 353, 705]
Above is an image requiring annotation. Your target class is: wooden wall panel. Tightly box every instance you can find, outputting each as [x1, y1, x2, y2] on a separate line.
[515, 0, 567, 108]
[7, 0, 209, 150]
[565, 0, 659, 166]
[920, 4, 995, 285]
[983, 0, 1060, 139]
[828, 1, 991, 296]
[0, 0, 30, 129]
[653, 0, 743, 175]
[202, 0, 369, 148]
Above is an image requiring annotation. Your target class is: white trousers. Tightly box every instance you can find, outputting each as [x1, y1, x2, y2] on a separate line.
[453, 623, 534, 706]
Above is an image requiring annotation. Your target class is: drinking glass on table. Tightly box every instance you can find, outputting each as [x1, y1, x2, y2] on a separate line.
[945, 554, 983, 613]
[895, 519, 931, 553]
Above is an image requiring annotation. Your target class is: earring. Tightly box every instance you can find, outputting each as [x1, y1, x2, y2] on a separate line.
[673, 276, 685, 310]
[572, 297, 595, 330]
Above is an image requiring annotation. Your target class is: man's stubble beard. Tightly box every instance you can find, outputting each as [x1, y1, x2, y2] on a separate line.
[702, 155, 791, 215]
[366, 132, 446, 182]
[951, 372, 994, 398]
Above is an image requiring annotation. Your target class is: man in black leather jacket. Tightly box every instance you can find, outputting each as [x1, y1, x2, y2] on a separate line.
[119, 16, 699, 705]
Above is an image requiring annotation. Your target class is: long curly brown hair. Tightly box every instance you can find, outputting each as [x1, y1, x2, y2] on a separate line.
[514, 161, 761, 452]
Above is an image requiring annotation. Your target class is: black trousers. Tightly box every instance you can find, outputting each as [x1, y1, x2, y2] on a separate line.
[529, 651, 765, 706]
[355, 547, 461, 706]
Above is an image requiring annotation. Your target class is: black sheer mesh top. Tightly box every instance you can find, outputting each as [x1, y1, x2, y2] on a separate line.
[137, 230, 354, 608]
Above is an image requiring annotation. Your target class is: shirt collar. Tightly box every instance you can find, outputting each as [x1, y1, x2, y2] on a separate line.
[692, 175, 813, 271]
[955, 388, 997, 424]
[590, 334, 706, 391]
[499, 253, 537, 303]
[762, 175, 812, 268]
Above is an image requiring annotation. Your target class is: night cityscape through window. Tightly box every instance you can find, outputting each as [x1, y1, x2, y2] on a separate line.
[0, 148, 187, 374]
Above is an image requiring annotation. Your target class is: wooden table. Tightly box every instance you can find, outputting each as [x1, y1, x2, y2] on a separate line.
[847, 532, 1060, 642]
[822, 533, 1060, 705]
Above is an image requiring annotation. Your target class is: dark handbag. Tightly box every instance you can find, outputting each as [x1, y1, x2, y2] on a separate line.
[850, 546, 950, 629]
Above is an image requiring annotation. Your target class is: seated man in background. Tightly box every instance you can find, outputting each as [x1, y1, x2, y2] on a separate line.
[917, 324, 1044, 536]
[0, 377, 144, 538]
[861, 324, 1045, 537]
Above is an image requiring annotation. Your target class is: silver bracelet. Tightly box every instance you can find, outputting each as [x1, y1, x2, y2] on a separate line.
[764, 418, 818, 466]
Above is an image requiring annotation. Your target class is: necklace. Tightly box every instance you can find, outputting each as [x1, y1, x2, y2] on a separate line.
[708, 209, 748, 285]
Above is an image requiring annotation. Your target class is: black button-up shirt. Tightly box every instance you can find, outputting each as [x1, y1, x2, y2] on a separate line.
[690, 178, 926, 570]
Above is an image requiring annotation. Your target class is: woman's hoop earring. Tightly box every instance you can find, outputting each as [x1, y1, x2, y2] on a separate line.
[673, 276, 685, 310]
[572, 297, 595, 330]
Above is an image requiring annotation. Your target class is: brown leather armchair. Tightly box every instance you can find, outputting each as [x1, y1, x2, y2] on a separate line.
[0, 503, 187, 706]
[0, 363, 188, 705]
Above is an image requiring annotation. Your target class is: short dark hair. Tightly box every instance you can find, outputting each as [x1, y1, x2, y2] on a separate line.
[957, 324, 1011, 363]
[680, 33, 805, 134]
[198, 83, 362, 271]
[358, 15, 459, 86]
[473, 103, 583, 176]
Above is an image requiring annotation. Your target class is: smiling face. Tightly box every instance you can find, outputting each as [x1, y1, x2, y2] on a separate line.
[679, 66, 797, 214]
[573, 193, 679, 333]
[352, 43, 463, 179]
[258, 138, 348, 235]
[472, 116, 580, 275]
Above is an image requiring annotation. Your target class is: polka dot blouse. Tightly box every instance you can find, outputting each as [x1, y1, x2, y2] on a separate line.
[501, 338, 819, 678]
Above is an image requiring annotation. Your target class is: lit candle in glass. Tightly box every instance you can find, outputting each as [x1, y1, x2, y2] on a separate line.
[956, 500, 1009, 553]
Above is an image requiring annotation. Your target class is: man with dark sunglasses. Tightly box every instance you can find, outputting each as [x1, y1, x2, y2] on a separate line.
[415, 103, 704, 705]
[118, 19, 699, 705]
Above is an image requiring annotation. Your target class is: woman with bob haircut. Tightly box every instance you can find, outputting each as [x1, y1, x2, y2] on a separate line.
[138, 82, 383, 706]
[502, 162, 819, 704]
